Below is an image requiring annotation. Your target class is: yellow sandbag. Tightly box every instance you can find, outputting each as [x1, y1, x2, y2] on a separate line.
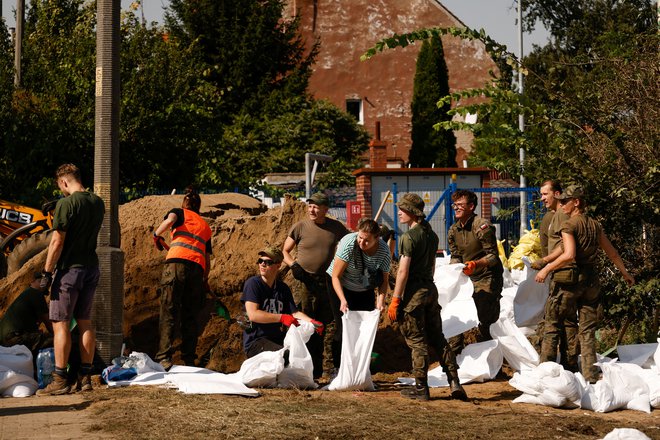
[508, 229, 542, 270]
[497, 239, 510, 270]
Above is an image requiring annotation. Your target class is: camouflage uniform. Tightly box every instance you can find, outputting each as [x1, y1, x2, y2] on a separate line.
[541, 213, 602, 382]
[447, 215, 503, 351]
[534, 209, 578, 372]
[398, 220, 460, 381]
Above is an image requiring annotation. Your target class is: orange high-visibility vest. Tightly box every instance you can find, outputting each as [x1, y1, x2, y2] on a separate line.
[166, 209, 212, 271]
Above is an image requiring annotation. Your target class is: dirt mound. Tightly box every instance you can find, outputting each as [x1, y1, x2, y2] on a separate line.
[120, 193, 309, 371]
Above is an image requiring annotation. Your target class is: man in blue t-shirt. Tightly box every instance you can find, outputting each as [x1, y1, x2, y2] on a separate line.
[241, 247, 323, 358]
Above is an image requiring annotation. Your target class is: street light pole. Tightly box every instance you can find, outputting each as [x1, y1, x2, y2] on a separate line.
[518, 2, 527, 237]
[94, 0, 124, 364]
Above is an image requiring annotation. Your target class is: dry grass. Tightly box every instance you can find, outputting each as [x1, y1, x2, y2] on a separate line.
[84, 377, 658, 440]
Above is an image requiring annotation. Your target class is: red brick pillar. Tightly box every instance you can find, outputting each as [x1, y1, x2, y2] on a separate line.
[356, 174, 372, 219]
[481, 173, 492, 219]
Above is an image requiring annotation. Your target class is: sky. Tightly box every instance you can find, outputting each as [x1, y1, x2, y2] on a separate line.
[2, 0, 549, 55]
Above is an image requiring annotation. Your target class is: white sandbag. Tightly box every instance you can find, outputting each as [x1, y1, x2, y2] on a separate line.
[637, 368, 660, 408]
[509, 362, 581, 408]
[490, 316, 539, 372]
[600, 428, 652, 440]
[509, 267, 527, 286]
[502, 267, 515, 289]
[499, 286, 517, 321]
[434, 262, 478, 338]
[278, 321, 317, 389]
[0, 345, 34, 377]
[328, 310, 380, 391]
[654, 338, 660, 373]
[400, 340, 503, 387]
[236, 349, 284, 388]
[513, 258, 549, 327]
[125, 351, 166, 374]
[586, 362, 651, 413]
[616, 343, 658, 368]
[0, 366, 38, 397]
[434, 263, 472, 307]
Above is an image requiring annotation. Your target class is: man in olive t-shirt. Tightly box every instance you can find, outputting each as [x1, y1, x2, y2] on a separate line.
[37, 164, 104, 396]
[282, 192, 348, 379]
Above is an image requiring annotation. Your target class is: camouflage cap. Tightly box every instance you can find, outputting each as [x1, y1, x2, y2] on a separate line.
[306, 192, 329, 206]
[396, 193, 425, 218]
[258, 246, 283, 263]
[556, 184, 585, 200]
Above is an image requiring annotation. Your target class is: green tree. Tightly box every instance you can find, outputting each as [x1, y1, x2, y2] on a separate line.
[361, 5, 659, 339]
[409, 35, 456, 168]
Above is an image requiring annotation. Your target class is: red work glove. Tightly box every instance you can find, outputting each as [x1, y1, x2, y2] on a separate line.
[463, 261, 477, 276]
[279, 314, 300, 328]
[152, 233, 166, 251]
[388, 296, 401, 322]
[310, 319, 324, 335]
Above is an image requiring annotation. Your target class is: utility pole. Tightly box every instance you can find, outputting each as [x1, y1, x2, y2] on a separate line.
[13, 0, 23, 87]
[517, 2, 527, 237]
[93, 0, 124, 364]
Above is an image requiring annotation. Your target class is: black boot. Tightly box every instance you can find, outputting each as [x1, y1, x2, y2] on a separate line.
[447, 374, 467, 401]
[400, 377, 430, 401]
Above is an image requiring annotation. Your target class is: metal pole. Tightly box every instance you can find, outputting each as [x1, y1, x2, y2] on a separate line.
[304, 153, 332, 199]
[94, 0, 124, 364]
[13, 0, 23, 87]
[518, 2, 527, 236]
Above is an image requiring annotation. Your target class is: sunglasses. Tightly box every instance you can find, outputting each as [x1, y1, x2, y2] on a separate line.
[257, 258, 276, 266]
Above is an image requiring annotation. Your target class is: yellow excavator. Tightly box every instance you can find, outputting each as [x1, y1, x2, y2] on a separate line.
[0, 199, 56, 278]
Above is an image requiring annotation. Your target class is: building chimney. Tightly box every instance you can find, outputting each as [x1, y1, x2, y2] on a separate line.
[369, 120, 387, 168]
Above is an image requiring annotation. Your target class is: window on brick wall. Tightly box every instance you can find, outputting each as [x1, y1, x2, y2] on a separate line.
[346, 99, 363, 124]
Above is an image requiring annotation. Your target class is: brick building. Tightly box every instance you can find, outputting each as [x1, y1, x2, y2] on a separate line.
[285, 0, 498, 166]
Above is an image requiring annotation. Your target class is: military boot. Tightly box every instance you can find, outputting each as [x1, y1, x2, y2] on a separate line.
[448, 374, 467, 401]
[36, 371, 70, 396]
[400, 377, 430, 401]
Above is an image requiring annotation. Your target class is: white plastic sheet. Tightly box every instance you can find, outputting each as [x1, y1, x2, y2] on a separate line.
[616, 343, 658, 368]
[327, 310, 380, 391]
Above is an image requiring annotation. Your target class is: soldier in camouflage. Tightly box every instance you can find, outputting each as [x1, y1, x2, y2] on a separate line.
[535, 185, 634, 383]
[447, 190, 503, 354]
[387, 193, 467, 401]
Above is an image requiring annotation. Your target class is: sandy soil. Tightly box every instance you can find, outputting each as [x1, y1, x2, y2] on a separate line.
[1, 376, 658, 440]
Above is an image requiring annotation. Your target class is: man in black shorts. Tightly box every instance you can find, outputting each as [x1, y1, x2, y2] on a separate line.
[37, 164, 104, 396]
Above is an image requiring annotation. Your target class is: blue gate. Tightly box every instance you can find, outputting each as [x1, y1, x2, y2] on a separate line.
[388, 183, 542, 259]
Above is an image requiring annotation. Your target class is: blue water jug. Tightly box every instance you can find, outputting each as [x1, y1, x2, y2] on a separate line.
[36, 347, 55, 389]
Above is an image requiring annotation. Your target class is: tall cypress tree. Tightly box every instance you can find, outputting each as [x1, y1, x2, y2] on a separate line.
[409, 35, 457, 167]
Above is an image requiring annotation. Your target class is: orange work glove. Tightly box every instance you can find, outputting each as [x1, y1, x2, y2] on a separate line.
[388, 296, 401, 322]
[463, 261, 477, 276]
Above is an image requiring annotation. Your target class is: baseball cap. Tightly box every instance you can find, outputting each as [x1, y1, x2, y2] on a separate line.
[258, 246, 283, 263]
[306, 192, 329, 206]
[556, 184, 585, 200]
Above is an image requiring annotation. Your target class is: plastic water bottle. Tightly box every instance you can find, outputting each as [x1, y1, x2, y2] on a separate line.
[37, 347, 55, 389]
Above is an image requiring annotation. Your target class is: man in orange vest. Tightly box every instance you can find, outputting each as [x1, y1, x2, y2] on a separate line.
[152, 188, 212, 370]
